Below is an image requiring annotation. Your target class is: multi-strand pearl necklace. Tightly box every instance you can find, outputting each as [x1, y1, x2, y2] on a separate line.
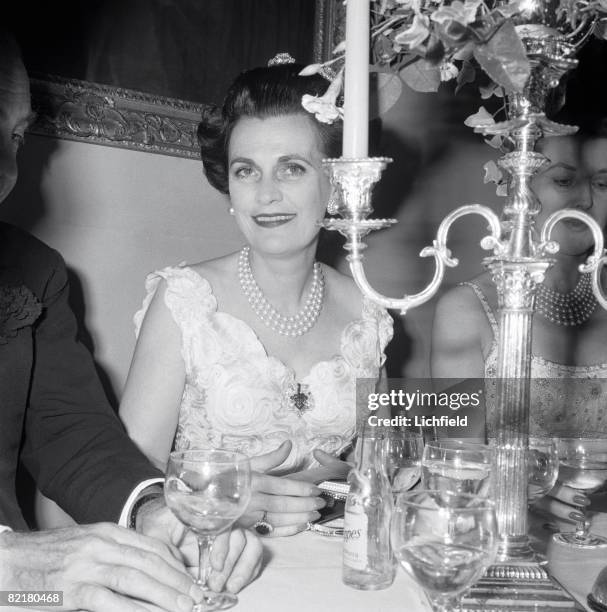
[536, 273, 598, 326]
[238, 247, 324, 337]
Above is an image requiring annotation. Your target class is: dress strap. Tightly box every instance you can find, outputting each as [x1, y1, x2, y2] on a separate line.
[459, 281, 498, 340]
[133, 264, 216, 338]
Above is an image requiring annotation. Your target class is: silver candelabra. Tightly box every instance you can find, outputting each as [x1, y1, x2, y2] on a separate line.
[321, 5, 607, 610]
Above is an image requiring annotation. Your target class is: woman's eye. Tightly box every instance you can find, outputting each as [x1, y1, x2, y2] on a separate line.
[233, 166, 257, 180]
[552, 177, 574, 187]
[592, 177, 607, 191]
[277, 163, 306, 179]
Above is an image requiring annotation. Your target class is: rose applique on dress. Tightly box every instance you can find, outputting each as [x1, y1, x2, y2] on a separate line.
[0, 284, 42, 344]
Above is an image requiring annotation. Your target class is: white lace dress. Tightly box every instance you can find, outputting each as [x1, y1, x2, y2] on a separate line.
[463, 281, 607, 436]
[135, 265, 393, 474]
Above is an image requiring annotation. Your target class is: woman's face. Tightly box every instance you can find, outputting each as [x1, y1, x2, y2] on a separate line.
[532, 136, 594, 256]
[228, 114, 330, 255]
[581, 136, 607, 233]
[227, 113, 331, 257]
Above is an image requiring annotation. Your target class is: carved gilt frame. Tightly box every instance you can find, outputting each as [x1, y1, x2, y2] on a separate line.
[27, 2, 345, 159]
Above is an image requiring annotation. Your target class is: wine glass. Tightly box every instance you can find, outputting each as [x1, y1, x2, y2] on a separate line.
[165, 450, 252, 611]
[391, 490, 497, 612]
[527, 436, 559, 504]
[382, 430, 424, 493]
[421, 439, 494, 501]
[553, 434, 607, 548]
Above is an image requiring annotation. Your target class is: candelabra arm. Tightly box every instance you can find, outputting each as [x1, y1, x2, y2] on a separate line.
[348, 255, 446, 314]
[540, 209, 607, 308]
[434, 204, 504, 259]
[347, 204, 502, 315]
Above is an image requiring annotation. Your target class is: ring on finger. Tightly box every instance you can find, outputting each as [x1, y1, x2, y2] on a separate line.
[253, 511, 274, 536]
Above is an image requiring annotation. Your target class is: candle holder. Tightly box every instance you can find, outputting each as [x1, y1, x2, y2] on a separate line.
[321, 5, 607, 610]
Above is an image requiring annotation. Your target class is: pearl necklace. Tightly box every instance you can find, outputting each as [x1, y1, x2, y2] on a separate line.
[238, 247, 324, 337]
[536, 273, 597, 326]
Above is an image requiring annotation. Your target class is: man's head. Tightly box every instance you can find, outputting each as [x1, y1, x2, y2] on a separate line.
[0, 29, 33, 205]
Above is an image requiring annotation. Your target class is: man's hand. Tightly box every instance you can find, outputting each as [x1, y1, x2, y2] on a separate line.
[134, 495, 198, 568]
[0, 523, 203, 611]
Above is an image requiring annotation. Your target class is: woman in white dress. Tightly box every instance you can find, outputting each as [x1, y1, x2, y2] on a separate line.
[431, 125, 607, 525]
[120, 59, 393, 537]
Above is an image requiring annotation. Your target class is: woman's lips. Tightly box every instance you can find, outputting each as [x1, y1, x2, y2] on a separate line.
[563, 218, 591, 231]
[252, 213, 296, 228]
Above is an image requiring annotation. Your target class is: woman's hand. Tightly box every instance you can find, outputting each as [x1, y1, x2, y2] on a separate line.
[530, 482, 590, 526]
[288, 449, 352, 484]
[238, 441, 328, 537]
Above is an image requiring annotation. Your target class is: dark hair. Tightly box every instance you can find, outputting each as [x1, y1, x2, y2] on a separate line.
[0, 28, 23, 75]
[198, 63, 342, 194]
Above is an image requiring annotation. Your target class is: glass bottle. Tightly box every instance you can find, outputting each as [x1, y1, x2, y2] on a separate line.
[342, 434, 395, 590]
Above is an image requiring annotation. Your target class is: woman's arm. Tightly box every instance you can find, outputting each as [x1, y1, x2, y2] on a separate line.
[119, 281, 185, 471]
[430, 285, 487, 381]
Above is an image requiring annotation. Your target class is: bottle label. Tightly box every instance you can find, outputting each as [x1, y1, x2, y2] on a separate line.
[343, 508, 368, 571]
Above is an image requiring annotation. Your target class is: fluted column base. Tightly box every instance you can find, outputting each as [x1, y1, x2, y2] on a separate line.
[462, 562, 579, 611]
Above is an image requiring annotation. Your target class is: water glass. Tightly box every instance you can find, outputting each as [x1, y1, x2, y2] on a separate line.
[422, 439, 494, 501]
[527, 436, 559, 504]
[554, 434, 607, 548]
[382, 430, 424, 493]
[391, 490, 497, 612]
[165, 450, 252, 611]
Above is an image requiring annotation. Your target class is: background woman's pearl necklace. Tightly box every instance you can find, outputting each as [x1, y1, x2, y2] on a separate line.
[238, 247, 324, 337]
[536, 273, 597, 326]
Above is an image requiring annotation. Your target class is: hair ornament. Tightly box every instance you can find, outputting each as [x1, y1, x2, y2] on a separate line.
[267, 52, 296, 67]
[301, 67, 344, 125]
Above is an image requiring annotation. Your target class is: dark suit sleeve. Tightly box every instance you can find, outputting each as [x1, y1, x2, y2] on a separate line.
[20, 249, 162, 523]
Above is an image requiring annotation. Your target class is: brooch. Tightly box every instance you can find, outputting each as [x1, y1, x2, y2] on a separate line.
[0, 284, 42, 344]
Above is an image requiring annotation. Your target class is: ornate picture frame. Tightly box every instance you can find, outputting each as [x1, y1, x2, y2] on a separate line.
[26, 1, 346, 160]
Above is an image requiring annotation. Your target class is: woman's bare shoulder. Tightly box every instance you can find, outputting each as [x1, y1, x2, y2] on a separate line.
[434, 272, 492, 327]
[189, 252, 239, 286]
[322, 266, 366, 316]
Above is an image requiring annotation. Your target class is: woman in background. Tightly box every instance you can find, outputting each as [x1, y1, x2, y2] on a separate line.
[431, 124, 607, 525]
[120, 58, 393, 537]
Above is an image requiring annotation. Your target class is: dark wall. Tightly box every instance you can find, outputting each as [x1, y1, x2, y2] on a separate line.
[9, 0, 316, 103]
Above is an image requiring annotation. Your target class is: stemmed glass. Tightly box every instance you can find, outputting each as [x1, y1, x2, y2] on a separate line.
[165, 450, 252, 611]
[554, 434, 607, 548]
[382, 430, 424, 493]
[527, 436, 559, 504]
[391, 490, 498, 612]
[421, 439, 494, 501]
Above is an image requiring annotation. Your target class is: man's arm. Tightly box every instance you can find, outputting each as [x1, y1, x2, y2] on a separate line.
[20, 247, 162, 523]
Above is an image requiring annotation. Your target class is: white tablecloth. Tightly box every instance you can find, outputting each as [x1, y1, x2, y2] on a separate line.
[234, 530, 431, 612]
[3, 513, 606, 612]
[233, 513, 607, 612]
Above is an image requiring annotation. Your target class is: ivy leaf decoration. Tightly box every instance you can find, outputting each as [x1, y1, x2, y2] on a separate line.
[483, 160, 509, 196]
[455, 60, 475, 93]
[483, 160, 503, 184]
[394, 14, 431, 49]
[370, 71, 404, 116]
[479, 82, 501, 99]
[464, 106, 495, 128]
[595, 17, 607, 39]
[400, 59, 442, 92]
[472, 20, 530, 92]
[485, 134, 504, 149]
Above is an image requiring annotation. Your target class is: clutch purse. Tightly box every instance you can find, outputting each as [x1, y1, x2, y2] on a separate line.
[306, 480, 349, 537]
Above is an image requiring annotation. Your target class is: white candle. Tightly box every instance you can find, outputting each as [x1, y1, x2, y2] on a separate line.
[343, 0, 370, 158]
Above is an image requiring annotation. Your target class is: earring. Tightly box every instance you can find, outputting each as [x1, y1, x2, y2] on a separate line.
[327, 190, 340, 215]
[228, 207, 235, 216]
